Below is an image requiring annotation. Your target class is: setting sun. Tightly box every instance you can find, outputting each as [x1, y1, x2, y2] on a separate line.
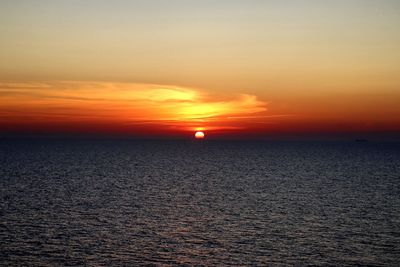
[195, 131, 205, 139]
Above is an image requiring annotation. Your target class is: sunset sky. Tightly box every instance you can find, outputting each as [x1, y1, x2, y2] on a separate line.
[1, 0, 399, 139]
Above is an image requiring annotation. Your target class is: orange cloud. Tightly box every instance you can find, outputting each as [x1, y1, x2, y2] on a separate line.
[0, 81, 267, 134]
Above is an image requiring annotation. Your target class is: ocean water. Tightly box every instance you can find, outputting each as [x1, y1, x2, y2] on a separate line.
[1, 139, 399, 266]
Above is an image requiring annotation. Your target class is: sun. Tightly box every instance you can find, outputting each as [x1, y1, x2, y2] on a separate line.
[195, 131, 205, 139]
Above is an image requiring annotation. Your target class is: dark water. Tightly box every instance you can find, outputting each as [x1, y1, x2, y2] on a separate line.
[1, 139, 399, 266]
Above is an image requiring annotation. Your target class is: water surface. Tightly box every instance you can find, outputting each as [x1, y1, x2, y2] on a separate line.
[1, 140, 399, 266]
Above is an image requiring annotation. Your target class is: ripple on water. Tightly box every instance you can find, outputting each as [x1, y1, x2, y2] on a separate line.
[1, 140, 399, 266]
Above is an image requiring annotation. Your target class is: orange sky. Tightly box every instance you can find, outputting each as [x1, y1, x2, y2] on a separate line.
[0, 81, 398, 139]
[0, 1, 399, 139]
[0, 81, 269, 136]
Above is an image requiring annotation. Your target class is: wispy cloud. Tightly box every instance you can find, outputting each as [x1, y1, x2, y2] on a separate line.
[0, 81, 268, 132]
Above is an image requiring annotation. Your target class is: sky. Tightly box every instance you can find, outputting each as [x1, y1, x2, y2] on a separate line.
[0, 0, 399, 139]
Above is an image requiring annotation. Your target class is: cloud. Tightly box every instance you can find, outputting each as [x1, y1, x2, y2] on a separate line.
[0, 81, 267, 132]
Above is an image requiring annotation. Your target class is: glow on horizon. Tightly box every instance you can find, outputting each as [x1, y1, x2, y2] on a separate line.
[0, 81, 267, 134]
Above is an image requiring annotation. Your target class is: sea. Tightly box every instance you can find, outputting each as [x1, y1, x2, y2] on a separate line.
[1, 139, 399, 266]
